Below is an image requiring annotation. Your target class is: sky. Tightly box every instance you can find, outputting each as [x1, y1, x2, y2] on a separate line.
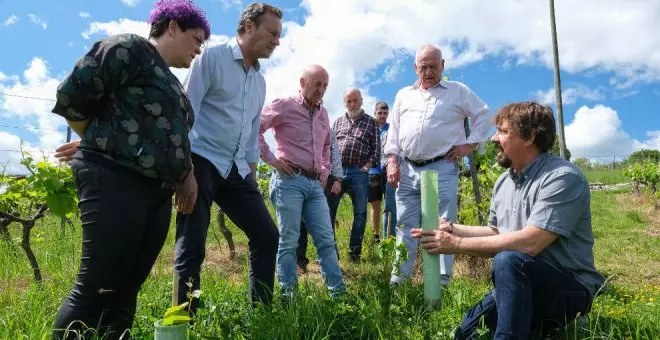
[0, 0, 659, 174]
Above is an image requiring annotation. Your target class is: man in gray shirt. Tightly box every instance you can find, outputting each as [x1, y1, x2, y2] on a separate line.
[413, 101, 605, 339]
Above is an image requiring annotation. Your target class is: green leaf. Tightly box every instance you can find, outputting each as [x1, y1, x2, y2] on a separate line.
[161, 314, 191, 326]
[163, 303, 188, 318]
[46, 193, 76, 218]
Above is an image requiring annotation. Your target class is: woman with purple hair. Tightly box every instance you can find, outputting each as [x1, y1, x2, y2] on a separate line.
[50, 1, 210, 339]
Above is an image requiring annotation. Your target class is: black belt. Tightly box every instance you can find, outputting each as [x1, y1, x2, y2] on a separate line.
[404, 154, 446, 167]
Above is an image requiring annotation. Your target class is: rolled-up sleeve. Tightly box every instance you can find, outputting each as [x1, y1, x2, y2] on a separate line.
[258, 98, 283, 166]
[461, 84, 491, 145]
[384, 93, 401, 156]
[52, 35, 142, 121]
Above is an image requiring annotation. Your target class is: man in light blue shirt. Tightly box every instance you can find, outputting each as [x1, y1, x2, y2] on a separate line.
[173, 3, 283, 311]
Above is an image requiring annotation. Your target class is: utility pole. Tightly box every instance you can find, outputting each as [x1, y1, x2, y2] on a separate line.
[550, 0, 567, 160]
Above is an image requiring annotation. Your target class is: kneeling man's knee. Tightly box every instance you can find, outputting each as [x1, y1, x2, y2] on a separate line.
[493, 250, 530, 272]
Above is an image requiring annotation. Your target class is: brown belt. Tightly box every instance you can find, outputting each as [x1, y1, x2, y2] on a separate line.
[293, 166, 320, 180]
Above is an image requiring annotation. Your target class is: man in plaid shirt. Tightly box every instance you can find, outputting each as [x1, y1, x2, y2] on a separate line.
[329, 87, 380, 262]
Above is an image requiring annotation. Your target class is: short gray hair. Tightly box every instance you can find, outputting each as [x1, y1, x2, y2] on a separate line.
[343, 87, 362, 99]
[415, 44, 443, 62]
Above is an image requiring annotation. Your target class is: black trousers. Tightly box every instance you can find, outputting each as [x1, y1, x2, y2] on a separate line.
[173, 153, 279, 310]
[52, 159, 174, 340]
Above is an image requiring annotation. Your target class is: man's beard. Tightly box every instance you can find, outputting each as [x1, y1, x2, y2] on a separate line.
[347, 109, 362, 119]
[495, 146, 512, 168]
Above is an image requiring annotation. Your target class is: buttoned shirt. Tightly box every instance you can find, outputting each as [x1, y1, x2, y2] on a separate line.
[489, 152, 605, 298]
[259, 94, 331, 177]
[333, 111, 380, 167]
[184, 37, 265, 179]
[384, 80, 490, 161]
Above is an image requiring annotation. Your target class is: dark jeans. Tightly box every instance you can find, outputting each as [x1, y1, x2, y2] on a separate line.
[52, 159, 173, 340]
[455, 251, 593, 340]
[296, 177, 338, 268]
[173, 153, 278, 310]
[328, 167, 369, 261]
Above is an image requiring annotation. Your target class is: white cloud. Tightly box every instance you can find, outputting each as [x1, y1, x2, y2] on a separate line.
[0, 58, 66, 152]
[81, 19, 229, 82]
[0, 132, 54, 175]
[218, 0, 243, 11]
[79, 12, 91, 19]
[3, 15, 18, 27]
[633, 131, 660, 151]
[534, 85, 604, 106]
[82, 18, 150, 39]
[27, 14, 47, 30]
[121, 0, 142, 7]
[565, 105, 659, 160]
[253, 0, 660, 123]
[77, 0, 660, 121]
[612, 90, 640, 100]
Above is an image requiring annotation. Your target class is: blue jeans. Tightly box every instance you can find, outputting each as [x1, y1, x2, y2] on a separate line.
[382, 181, 397, 239]
[328, 167, 369, 261]
[391, 160, 458, 285]
[455, 251, 592, 340]
[270, 172, 345, 297]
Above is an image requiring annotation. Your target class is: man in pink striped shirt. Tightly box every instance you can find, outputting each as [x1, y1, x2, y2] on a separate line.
[258, 64, 345, 299]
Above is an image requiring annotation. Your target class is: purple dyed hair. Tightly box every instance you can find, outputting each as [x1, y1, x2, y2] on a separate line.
[148, 0, 211, 40]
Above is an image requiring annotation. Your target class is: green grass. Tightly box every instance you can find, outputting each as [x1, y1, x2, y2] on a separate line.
[1, 192, 659, 339]
[584, 169, 628, 185]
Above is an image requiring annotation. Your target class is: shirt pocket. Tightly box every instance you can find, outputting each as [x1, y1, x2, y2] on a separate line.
[352, 126, 366, 139]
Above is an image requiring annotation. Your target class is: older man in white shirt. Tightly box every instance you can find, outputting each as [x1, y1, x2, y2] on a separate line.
[385, 44, 491, 286]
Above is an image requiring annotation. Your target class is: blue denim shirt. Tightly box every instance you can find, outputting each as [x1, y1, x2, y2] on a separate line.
[183, 38, 265, 179]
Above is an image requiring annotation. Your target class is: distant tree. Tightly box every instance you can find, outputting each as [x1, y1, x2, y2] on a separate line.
[573, 157, 591, 170]
[628, 149, 660, 164]
[551, 136, 571, 160]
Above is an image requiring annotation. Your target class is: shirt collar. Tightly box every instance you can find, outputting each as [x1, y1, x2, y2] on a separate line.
[295, 92, 322, 110]
[412, 79, 448, 90]
[230, 37, 261, 71]
[508, 152, 550, 184]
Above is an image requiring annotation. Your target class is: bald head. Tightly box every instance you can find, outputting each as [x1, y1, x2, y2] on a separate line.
[415, 44, 443, 63]
[300, 64, 329, 106]
[414, 44, 445, 89]
[302, 64, 328, 80]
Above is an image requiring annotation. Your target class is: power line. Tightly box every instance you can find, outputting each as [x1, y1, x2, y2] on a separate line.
[0, 92, 56, 102]
[0, 124, 65, 132]
[0, 149, 56, 154]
